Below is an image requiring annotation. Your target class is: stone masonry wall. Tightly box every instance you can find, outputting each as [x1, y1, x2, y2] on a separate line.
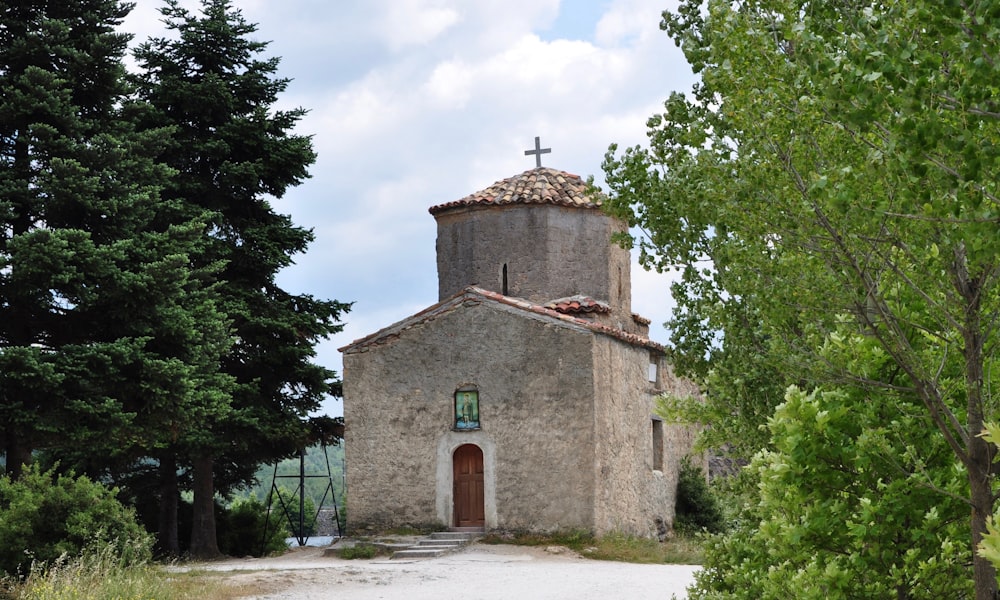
[590, 340, 701, 537]
[590, 336, 660, 536]
[434, 205, 634, 332]
[343, 298, 598, 532]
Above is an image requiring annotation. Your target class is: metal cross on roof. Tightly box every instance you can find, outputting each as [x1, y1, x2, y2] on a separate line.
[524, 136, 551, 168]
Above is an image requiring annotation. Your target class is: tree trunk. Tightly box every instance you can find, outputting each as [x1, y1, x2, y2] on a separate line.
[4, 433, 32, 480]
[157, 453, 180, 557]
[953, 253, 999, 600]
[188, 454, 221, 559]
[969, 445, 998, 600]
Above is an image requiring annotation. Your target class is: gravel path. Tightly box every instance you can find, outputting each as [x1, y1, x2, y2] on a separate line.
[188, 543, 699, 599]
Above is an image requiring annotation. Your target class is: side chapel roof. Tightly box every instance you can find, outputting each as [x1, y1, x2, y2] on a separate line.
[428, 167, 603, 215]
[339, 286, 663, 355]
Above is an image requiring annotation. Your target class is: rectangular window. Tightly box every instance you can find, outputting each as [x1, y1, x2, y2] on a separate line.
[652, 418, 664, 471]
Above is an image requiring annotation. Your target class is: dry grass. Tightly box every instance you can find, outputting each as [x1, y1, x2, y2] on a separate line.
[480, 530, 704, 565]
[0, 553, 271, 600]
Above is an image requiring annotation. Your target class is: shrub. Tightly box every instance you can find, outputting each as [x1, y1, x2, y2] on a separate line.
[0, 464, 151, 577]
[673, 457, 726, 535]
[268, 487, 317, 538]
[335, 543, 380, 559]
[217, 497, 289, 557]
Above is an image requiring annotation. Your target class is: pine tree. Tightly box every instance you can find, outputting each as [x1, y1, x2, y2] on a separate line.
[0, 0, 233, 489]
[133, 0, 349, 558]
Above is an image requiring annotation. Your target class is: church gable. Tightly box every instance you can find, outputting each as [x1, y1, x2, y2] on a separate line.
[339, 286, 663, 357]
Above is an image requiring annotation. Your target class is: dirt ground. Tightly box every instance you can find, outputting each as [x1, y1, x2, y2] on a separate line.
[184, 542, 700, 600]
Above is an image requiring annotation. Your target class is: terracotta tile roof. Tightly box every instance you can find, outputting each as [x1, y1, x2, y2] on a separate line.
[428, 167, 603, 215]
[632, 313, 651, 326]
[544, 295, 611, 315]
[340, 287, 663, 354]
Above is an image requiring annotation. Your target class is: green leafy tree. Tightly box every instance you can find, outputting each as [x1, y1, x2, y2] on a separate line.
[0, 0, 233, 494]
[132, 0, 349, 558]
[604, 1, 1000, 596]
[690, 386, 971, 600]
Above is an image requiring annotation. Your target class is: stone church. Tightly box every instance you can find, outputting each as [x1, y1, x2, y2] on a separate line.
[340, 157, 699, 537]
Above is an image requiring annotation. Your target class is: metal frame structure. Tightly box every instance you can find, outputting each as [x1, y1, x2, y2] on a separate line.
[261, 443, 343, 551]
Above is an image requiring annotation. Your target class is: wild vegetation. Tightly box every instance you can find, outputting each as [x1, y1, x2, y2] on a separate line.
[604, 1, 1000, 597]
[2, 550, 261, 600]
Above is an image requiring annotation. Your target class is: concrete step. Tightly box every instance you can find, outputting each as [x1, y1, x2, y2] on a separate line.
[390, 529, 483, 559]
[429, 531, 481, 541]
[449, 526, 486, 533]
[418, 539, 463, 547]
[391, 547, 452, 559]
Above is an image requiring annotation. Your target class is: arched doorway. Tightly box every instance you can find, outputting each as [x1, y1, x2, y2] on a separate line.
[453, 444, 485, 527]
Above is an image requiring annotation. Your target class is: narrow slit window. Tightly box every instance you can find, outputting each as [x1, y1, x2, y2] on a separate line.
[502, 263, 509, 295]
[652, 418, 664, 471]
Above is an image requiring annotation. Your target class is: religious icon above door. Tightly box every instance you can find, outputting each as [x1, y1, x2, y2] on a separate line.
[454, 388, 480, 430]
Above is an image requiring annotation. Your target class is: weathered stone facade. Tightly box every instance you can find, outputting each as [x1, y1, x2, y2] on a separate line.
[341, 167, 700, 537]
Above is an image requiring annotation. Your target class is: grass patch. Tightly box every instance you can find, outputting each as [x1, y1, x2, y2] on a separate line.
[0, 550, 260, 600]
[330, 543, 386, 560]
[480, 530, 704, 564]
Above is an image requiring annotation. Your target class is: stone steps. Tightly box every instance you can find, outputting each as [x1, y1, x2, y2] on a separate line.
[391, 529, 484, 559]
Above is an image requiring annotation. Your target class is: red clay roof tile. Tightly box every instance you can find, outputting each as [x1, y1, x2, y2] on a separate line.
[544, 295, 611, 315]
[428, 167, 603, 215]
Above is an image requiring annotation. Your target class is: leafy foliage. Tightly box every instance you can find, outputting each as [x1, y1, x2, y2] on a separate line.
[604, 0, 1000, 596]
[217, 498, 288, 557]
[673, 457, 725, 535]
[690, 387, 970, 599]
[0, 465, 151, 577]
[269, 487, 318, 539]
[238, 443, 345, 511]
[1, 0, 347, 562]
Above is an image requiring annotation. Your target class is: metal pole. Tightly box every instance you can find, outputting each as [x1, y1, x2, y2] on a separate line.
[299, 447, 305, 545]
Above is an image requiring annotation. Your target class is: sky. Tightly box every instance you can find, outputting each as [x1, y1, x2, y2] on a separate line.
[121, 0, 696, 417]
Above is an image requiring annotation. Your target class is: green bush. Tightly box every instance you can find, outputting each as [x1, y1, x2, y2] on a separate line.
[268, 487, 317, 538]
[0, 464, 151, 577]
[217, 497, 289, 557]
[335, 543, 380, 559]
[674, 457, 726, 535]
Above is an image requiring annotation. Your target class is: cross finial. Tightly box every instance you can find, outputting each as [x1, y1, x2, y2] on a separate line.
[524, 136, 551, 168]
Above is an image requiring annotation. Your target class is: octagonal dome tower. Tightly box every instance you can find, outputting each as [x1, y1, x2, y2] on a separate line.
[429, 167, 636, 333]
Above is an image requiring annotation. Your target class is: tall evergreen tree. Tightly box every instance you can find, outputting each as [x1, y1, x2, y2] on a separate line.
[133, 0, 349, 558]
[0, 0, 234, 493]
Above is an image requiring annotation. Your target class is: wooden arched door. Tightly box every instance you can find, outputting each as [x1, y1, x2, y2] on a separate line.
[453, 444, 485, 527]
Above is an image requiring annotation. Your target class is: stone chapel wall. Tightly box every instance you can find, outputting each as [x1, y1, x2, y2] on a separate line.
[590, 336, 663, 536]
[343, 298, 600, 532]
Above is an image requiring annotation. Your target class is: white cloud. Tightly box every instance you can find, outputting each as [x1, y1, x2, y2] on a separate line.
[376, 0, 462, 51]
[423, 60, 473, 109]
[596, 0, 667, 47]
